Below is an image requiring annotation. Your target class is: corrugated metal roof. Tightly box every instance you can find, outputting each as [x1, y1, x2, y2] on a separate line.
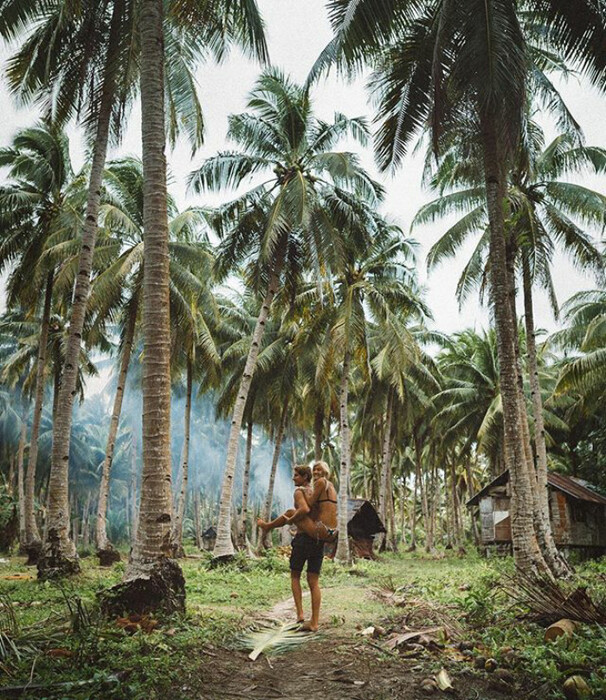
[466, 469, 606, 507]
[547, 472, 606, 505]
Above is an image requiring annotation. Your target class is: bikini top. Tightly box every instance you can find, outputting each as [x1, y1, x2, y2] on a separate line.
[317, 481, 337, 504]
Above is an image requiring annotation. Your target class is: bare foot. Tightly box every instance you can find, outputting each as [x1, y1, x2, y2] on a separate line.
[256, 518, 269, 531]
[299, 620, 318, 632]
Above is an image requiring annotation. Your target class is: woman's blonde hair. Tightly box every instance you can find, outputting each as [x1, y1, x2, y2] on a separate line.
[312, 461, 330, 478]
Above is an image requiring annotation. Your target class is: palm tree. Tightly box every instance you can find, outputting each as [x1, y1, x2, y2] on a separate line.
[104, 0, 266, 610]
[2, 0, 265, 577]
[86, 157, 219, 563]
[416, 127, 605, 574]
[307, 221, 424, 562]
[313, 0, 606, 575]
[189, 68, 383, 559]
[0, 122, 81, 563]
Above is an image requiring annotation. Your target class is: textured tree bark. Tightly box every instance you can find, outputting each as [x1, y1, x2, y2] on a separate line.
[102, 0, 184, 615]
[38, 1, 127, 579]
[24, 272, 54, 561]
[386, 459, 398, 551]
[413, 427, 431, 552]
[481, 116, 546, 576]
[377, 391, 393, 551]
[194, 490, 202, 549]
[260, 396, 289, 549]
[336, 348, 352, 564]
[522, 257, 571, 576]
[214, 265, 281, 559]
[465, 457, 480, 546]
[17, 419, 27, 549]
[96, 307, 137, 564]
[171, 356, 193, 557]
[237, 419, 253, 549]
[409, 472, 417, 550]
[8, 454, 15, 499]
[314, 404, 324, 461]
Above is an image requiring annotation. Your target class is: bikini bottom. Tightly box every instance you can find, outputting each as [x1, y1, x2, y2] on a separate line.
[315, 520, 338, 543]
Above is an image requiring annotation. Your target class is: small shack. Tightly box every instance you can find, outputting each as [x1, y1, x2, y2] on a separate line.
[467, 470, 606, 559]
[323, 498, 386, 559]
[202, 526, 217, 551]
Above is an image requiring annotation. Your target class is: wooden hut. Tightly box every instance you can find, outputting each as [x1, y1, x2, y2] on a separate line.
[323, 499, 386, 559]
[466, 470, 606, 559]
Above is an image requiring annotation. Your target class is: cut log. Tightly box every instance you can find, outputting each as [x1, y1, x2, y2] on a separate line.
[544, 618, 578, 642]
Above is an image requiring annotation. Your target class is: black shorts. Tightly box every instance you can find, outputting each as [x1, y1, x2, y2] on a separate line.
[290, 533, 324, 575]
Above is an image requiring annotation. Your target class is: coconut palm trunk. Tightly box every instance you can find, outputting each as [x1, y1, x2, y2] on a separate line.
[171, 356, 193, 557]
[260, 396, 289, 548]
[413, 427, 431, 552]
[38, 2, 125, 579]
[377, 391, 394, 550]
[409, 472, 417, 550]
[130, 436, 139, 544]
[386, 459, 398, 551]
[96, 307, 137, 565]
[102, 0, 184, 615]
[194, 490, 202, 549]
[24, 272, 54, 562]
[314, 405, 324, 461]
[336, 348, 352, 564]
[238, 419, 254, 549]
[481, 119, 547, 576]
[17, 417, 27, 548]
[214, 268, 281, 559]
[522, 258, 571, 576]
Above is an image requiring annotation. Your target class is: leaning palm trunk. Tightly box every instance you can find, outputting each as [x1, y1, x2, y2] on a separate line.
[96, 308, 137, 565]
[238, 420, 254, 549]
[17, 418, 27, 548]
[336, 348, 352, 564]
[102, 0, 184, 615]
[171, 357, 193, 557]
[481, 118, 547, 576]
[260, 396, 289, 549]
[24, 272, 54, 562]
[38, 4, 125, 579]
[214, 268, 281, 559]
[377, 391, 393, 550]
[522, 259, 571, 577]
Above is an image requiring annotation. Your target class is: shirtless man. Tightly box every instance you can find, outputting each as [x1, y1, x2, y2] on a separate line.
[257, 462, 338, 631]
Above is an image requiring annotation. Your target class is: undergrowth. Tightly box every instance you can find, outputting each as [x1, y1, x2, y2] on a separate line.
[1, 548, 605, 698]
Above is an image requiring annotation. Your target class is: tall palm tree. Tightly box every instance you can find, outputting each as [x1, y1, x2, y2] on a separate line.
[104, 0, 266, 610]
[415, 127, 605, 574]
[303, 221, 424, 562]
[86, 157, 219, 562]
[190, 68, 383, 559]
[312, 0, 606, 575]
[0, 122, 80, 562]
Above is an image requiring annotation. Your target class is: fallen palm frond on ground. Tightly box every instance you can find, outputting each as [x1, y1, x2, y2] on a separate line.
[238, 622, 312, 661]
[501, 571, 606, 626]
[370, 586, 464, 638]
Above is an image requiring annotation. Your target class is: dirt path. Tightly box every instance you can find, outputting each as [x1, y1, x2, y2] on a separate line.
[178, 584, 516, 700]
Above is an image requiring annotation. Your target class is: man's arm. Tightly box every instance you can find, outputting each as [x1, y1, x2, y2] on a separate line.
[285, 488, 310, 524]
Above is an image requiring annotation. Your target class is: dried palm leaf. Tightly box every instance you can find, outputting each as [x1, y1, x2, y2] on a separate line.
[238, 622, 311, 661]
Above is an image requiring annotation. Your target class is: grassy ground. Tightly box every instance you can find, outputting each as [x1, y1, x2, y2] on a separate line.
[1, 547, 605, 698]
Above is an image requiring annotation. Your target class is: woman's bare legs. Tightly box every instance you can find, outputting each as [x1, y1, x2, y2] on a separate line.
[257, 511, 321, 540]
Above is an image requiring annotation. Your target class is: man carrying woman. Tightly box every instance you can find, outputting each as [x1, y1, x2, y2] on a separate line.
[257, 461, 338, 632]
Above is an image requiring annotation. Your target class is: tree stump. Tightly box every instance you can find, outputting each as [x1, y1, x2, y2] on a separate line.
[100, 558, 185, 617]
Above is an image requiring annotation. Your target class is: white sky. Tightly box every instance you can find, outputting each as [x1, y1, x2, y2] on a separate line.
[1, 0, 605, 338]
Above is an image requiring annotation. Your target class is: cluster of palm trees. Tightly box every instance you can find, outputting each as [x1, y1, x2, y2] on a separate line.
[0, 0, 605, 609]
